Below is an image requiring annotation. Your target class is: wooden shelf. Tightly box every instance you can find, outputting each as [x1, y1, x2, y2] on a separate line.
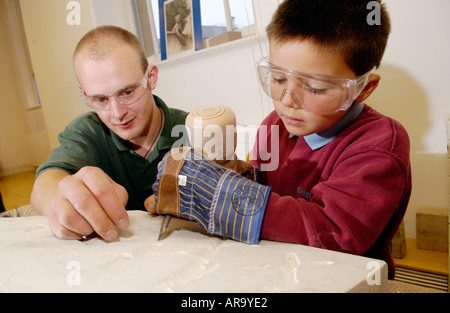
[394, 238, 448, 276]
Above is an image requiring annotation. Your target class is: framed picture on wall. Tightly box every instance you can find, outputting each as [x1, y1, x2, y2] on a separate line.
[158, 0, 203, 60]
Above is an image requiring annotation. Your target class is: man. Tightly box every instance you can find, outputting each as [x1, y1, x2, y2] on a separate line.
[31, 26, 188, 241]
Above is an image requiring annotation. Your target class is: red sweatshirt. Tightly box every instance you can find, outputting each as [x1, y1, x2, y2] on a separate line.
[250, 103, 411, 279]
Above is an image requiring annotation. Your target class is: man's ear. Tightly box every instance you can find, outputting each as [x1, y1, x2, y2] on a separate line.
[147, 65, 158, 90]
[355, 74, 380, 102]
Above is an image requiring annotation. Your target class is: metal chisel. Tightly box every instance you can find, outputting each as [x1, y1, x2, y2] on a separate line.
[158, 215, 171, 240]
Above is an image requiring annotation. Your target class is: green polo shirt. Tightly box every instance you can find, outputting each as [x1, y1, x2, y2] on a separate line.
[37, 95, 189, 210]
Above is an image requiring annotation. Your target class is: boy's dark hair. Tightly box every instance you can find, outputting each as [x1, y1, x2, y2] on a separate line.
[266, 0, 391, 76]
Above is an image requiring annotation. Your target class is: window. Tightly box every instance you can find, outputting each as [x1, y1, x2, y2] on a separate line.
[199, 0, 227, 40]
[138, 0, 255, 61]
[227, 0, 255, 31]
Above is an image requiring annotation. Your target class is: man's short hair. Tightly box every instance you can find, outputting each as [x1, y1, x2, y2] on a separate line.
[266, 0, 391, 75]
[73, 25, 148, 73]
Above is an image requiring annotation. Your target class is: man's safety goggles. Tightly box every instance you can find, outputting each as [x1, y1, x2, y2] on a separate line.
[80, 66, 150, 111]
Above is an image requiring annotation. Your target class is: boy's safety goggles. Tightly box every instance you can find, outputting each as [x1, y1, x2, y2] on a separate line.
[257, 57, 374, 115]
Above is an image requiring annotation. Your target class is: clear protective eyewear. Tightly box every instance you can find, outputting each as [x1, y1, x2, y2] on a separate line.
[257, 57, 374, 115]
[80, 66, 150, 111]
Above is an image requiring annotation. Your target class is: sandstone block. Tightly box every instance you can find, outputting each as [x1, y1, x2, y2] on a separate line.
[416, 207, 448, 252]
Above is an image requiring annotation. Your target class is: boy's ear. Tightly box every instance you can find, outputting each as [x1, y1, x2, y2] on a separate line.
[354, 74, 380, 102]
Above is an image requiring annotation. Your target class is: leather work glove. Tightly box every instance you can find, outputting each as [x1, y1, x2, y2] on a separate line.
[152, 147, 271, 244]
[214, 157, 256, 181]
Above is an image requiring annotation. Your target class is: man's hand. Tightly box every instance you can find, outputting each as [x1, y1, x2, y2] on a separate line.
[32, 167, 129, 241]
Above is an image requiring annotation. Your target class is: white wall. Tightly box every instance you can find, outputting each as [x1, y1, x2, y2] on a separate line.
[18, 0, 94, 149]
[16, 0, 450, 237]
[0, 0, 33, 176]
[155, 37, 271, 125]
[155, 0, 279, 126]
[365, 0, 450, 237]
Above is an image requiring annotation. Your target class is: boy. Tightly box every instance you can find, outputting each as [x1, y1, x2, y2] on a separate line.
[147, 0, 411, 279]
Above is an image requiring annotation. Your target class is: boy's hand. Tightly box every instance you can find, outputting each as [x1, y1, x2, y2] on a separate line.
[144, 195, 157, 214]
[47, 166, 129, 241]
[149, 148, 271, 244]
